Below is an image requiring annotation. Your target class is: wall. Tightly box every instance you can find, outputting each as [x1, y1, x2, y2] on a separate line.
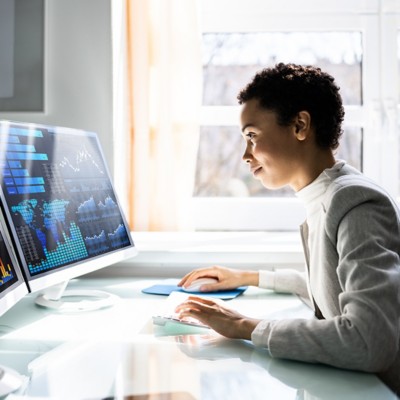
[0, 0, 114, 174]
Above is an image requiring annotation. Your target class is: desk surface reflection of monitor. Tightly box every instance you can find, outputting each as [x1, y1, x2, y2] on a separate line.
[0, 121, 137, 311]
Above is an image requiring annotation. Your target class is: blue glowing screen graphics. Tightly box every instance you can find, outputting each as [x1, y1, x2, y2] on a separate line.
[0, 123, 133, 277]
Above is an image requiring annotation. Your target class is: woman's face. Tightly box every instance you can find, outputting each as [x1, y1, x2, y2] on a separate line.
[240, 99, 307, 191]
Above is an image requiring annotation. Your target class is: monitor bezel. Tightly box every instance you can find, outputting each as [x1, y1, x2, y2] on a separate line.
[0, 121, 137, 294]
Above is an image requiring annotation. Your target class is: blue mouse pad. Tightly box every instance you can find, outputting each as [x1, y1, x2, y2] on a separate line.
[142, 284, 247, 300]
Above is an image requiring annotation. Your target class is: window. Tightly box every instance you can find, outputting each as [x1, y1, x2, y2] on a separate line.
[193, 0, 400, 231]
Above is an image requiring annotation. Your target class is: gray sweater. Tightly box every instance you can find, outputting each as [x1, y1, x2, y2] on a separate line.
[252, 162, 400, 394]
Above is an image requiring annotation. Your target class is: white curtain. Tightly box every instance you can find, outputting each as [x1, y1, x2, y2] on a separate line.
[113, 0, 202, 231]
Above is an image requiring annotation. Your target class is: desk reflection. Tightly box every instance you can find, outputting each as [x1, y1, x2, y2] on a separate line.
[12, 331, 396, 400]
[171, 333, 396, 400]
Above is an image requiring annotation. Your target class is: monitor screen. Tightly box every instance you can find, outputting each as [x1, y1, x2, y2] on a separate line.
[0, 121, 137, 299]
[0, 208, 28, 317]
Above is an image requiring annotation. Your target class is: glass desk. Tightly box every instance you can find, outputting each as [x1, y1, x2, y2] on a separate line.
[0, 277, 396, 400]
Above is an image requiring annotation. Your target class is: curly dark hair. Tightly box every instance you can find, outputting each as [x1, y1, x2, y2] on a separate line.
[237, 63, 345, 149]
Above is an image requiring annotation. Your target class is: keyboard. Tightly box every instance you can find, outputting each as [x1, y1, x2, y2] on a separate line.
[152, 314, 210, 329]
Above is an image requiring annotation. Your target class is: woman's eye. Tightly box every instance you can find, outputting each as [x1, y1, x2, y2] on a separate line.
[246, 132, 255, 140]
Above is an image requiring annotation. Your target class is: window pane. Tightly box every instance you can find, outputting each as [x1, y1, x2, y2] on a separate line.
[336, 127, 363, 171]
[202, 32, 362, 106]
[194, 126, 362, 197]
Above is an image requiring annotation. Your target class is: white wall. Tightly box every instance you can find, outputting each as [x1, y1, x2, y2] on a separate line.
[0, 0, 114, 174]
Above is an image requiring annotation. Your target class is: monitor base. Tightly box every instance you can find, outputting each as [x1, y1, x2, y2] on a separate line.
[0, 365, 24, 397]
[35, 289, 119, 312]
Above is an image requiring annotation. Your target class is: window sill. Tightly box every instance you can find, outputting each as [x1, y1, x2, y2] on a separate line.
[99, 231, 305, 278]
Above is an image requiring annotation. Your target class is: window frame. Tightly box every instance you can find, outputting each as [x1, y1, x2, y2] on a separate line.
[193, 0, 400, 231]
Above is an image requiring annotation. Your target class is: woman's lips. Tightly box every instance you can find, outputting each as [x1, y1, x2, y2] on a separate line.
[251, 166, 262, 176]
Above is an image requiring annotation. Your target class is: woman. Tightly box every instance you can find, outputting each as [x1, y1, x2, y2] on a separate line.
[176, 63, 400, 394]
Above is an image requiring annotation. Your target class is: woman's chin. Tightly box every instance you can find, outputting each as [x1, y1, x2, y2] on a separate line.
[260, 179, 287, 191]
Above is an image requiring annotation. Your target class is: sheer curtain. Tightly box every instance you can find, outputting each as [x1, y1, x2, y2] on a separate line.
[113, 0, 202, 231]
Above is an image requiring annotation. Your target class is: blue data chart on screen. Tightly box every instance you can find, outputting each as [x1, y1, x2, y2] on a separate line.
[0, 231, 19, 293]
[0, 124, 131, 277]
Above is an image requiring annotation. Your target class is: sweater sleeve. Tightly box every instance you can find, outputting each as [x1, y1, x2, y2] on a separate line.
[252, 187, 400, 374]
[258, 269, 309, 300]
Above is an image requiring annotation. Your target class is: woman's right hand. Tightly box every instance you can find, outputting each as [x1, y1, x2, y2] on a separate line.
[177, 265, 259, 292]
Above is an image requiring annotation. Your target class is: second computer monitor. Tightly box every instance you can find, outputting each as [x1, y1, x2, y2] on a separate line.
[0, 211, 28, 317]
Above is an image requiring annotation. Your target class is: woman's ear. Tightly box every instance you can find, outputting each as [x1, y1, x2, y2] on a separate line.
[294, 111, 311, 141]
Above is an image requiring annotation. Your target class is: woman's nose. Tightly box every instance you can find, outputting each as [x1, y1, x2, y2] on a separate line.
[242, 145, 252, 163]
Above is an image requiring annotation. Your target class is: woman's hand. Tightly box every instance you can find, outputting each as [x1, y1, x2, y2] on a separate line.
[175, 296, 261, 340]
[178, 265, 259, 292]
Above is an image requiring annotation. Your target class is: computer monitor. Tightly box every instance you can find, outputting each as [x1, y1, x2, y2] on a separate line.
[0, 121, 137, 311]
[0, 208, 28, 317]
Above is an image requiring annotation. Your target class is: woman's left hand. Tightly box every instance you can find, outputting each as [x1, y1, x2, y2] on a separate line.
[175, 296, 261, 340]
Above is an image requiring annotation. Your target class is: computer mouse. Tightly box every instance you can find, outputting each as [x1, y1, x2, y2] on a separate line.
[181, 277, 219, 293]
[0, 366, 24, 397]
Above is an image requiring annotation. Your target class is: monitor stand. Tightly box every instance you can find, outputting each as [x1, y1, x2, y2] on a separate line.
[34, 281, 119, 312]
